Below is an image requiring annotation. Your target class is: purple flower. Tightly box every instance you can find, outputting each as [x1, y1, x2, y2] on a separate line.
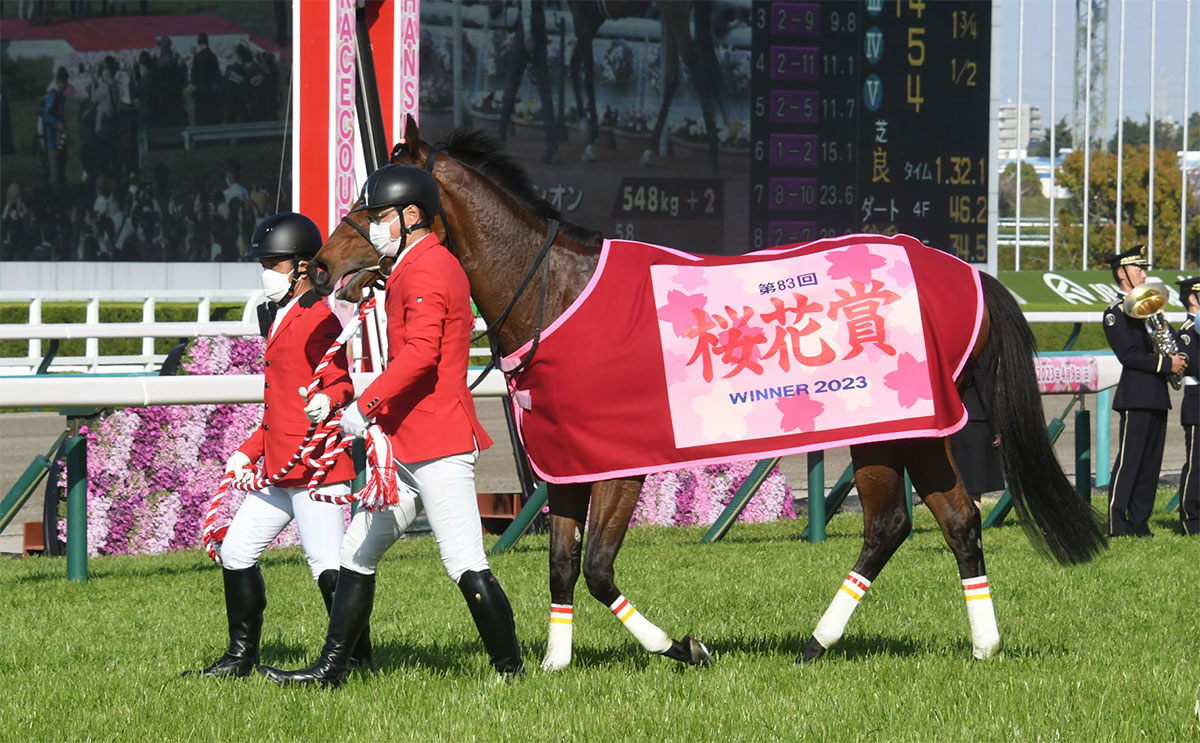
[633, 461, 796, 528]
[59, 336, 268, 556]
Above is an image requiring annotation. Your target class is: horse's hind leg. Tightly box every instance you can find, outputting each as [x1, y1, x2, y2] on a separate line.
[584, 478, 711, 666]
[542, 482, 589, 671]
[801, 442, 911, 663]
[910, 438, 999, 660]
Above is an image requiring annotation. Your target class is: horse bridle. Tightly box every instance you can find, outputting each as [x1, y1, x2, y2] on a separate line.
[340, 142, 561, 387]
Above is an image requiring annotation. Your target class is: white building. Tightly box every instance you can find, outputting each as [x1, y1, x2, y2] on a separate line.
[998, 103, 1044, 152]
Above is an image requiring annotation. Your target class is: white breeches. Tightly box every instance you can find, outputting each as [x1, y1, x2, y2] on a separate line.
[220, 481, 350, 579]
[340, 449, 490, 582]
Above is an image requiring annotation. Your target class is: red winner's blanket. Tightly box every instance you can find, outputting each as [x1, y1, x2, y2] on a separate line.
[501, 234, 983, 484]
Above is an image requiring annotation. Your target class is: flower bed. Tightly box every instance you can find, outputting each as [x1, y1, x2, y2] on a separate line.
[55, 335, 332, 557]
[634, 461, 795, 527]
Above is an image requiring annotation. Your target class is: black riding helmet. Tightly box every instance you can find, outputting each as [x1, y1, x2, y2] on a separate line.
[351, 164, 440, 224]
[250, 212, 324, 260]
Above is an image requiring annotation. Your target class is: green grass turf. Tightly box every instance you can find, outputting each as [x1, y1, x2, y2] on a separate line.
[1, 493, 1196, 742]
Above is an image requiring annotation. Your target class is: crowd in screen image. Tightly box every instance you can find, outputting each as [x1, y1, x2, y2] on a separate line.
[0, 27, 289, 262]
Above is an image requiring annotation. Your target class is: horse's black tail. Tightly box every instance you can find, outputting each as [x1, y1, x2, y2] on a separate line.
[980, 272, 1107, 565]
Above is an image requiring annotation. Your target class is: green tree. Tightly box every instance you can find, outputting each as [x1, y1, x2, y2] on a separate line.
[1054, 144, 1200, 269]
[1106, 116, 1183, 153]
[998, 161, 1048, 218]
[1028, 117, 1072, 157]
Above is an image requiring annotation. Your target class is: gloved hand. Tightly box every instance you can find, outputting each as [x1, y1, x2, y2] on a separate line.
[339, 402, 370, 438]
[300, 386, 332, 423]
[224, 451, 254, 486]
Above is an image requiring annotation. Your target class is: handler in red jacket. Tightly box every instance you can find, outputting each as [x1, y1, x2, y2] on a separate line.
[188, 212, 368, 678]
[259, 165, 524, 688]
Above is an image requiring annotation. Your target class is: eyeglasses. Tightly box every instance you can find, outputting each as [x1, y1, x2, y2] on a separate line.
[365, 209, 396, 225]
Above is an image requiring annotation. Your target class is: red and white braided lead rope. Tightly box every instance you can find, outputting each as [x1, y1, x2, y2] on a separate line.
[203, 295, 405, 564]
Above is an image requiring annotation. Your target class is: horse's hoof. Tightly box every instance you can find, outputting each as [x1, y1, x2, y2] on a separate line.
[797, 636, 826, 664]
[539, 656, 570, 672]
[684, 635, 712, 666]
[663, 635, 712, 666]
[641, 150, 654, 167]
[581, 145, 595, 162]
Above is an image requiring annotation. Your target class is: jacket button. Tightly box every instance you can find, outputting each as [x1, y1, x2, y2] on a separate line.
[265, 361, 271, 367]
[264, 403, 269, 410]
[264, 382, 270, 389]
[264, 424, 270, 431]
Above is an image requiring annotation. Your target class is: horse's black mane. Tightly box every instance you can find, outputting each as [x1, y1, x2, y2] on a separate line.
[438, 129, 604, 248]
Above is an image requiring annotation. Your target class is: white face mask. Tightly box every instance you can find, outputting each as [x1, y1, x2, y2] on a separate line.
[260, 267, 293, 303]
[368, 217, 402, 257]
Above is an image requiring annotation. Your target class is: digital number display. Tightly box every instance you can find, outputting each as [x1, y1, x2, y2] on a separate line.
[750, 0, 991, 262]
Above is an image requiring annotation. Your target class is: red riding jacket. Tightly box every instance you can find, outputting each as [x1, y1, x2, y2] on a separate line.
[357, 233, 493, 462]
[238, 291, 356, 486]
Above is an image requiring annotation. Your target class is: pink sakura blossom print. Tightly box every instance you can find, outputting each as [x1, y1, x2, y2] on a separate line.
[776, 391, 825, 432]
[825, 244, 886, 285]
[657, 289, 710, 337]
[883, 351, 932, 408]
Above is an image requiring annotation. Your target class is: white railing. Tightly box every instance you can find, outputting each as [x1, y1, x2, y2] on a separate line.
[0, 289, 495, 375]
[0, 370, 508, 409]
[0, 289, 263, 374]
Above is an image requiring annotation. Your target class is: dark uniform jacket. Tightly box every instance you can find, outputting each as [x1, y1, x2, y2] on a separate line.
[1102, 299, 1173, 411]
[1181, 315, 1198, 427]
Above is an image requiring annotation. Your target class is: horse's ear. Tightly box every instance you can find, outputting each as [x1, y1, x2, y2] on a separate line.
[402, 114, 421, 161]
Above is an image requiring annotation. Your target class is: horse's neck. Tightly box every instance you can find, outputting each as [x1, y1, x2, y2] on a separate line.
[451, 195, 599, 356]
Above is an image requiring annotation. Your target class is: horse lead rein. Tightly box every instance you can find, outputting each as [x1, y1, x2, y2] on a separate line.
[202, 295, 404, 564]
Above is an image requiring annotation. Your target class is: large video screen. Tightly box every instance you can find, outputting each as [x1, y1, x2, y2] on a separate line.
[0, 1, 293, 263]
[416, 0, 990, 261]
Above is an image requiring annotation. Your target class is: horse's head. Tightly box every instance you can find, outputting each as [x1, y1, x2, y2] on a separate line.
[309, 117, 431, 301]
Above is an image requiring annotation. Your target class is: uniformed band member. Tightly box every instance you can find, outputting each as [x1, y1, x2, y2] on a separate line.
[1101, 244, 1188, 537]
[1176, 276, 1199, 535]
[187, 213, 368, 678]
[259, 165, 524, 687]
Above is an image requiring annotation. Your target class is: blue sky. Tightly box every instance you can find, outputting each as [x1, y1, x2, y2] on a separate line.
[996, 0, 1199, 136]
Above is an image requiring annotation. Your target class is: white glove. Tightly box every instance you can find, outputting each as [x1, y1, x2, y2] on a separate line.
[300, 387, 332, 423]
[339, 402, 370, 438]
[224, 451, 254, 486]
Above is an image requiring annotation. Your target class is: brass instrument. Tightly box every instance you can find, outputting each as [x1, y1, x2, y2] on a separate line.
[1121, 279, 1184, 390]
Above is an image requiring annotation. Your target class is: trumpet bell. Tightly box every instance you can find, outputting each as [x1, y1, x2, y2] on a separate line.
[1121, 280, 1169, 319]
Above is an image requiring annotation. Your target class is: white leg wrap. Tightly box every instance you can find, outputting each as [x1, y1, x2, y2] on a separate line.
[541, 603, 574, 671]
[609, 595, 671, 654]
[811, 572, 871, 649]
[963, 575, 1000, 659]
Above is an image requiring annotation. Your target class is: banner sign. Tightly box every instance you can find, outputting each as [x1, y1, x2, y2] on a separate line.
[649, 243, 930, 449]
[504, 234, 982, 484]
[297, 0, 419, 237]
[999, 270, 1191, 310]
[1034, 355, 1099, 393]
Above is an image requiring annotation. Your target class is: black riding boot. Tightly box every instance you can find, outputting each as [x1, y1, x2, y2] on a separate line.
[317, 568, 372, 669]
[184, 565, 265, 678]
[457, 569, 525, 677]
[258, 567, 375, 688]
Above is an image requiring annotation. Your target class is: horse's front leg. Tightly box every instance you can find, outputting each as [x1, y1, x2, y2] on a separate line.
[584, 478, 711, 666]
[914, 438, 999, 660]
[801, 443, 911, 663]
[543, 482, 589, 671]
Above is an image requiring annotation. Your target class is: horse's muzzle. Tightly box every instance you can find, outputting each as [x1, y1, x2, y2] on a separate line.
[308, 260, 333, 296]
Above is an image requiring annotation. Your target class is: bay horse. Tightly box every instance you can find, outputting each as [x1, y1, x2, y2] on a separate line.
[309, 117, 1106, 670]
